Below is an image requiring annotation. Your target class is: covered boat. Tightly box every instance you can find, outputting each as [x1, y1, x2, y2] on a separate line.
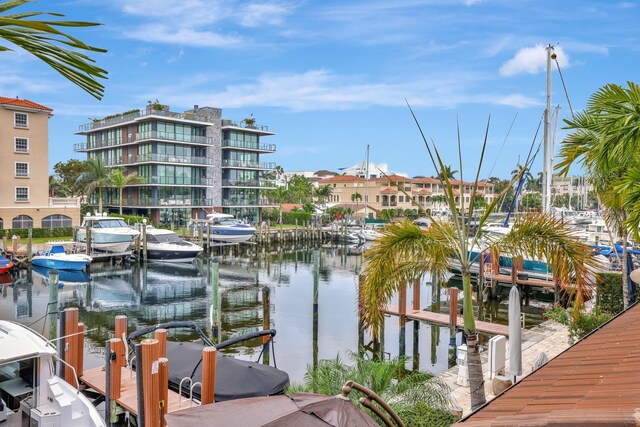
[128, 322, 289, 402]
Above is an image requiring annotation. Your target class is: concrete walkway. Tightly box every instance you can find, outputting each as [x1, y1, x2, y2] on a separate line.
[438, 320, 570, 415]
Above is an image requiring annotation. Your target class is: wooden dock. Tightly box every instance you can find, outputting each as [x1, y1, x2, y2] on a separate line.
[80, 366, 192, 416]
[384, 304, 512, 336]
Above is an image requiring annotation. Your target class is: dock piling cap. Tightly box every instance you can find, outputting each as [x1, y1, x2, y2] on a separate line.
[630, 268, 640, 285]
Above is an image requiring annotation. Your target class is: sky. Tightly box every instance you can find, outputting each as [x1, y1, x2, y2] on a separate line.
[1, 0, 639, 179]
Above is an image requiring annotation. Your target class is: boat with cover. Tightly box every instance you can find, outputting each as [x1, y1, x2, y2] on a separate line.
[0, 257, 13, 275]
[145, 227, 203, 263]
[76, 214, 140, 253]
[0, 321, 105, 426]
[128, 321, 289, 402]
[200, 213, 256, 243]
[32, 244, 92, 271]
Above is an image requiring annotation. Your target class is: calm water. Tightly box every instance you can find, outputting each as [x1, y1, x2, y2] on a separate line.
[0, 243, 551, 383]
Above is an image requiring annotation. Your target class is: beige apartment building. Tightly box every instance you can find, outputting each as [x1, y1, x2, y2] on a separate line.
[0, 97, 80, 230]
[319, 174, 495, 217]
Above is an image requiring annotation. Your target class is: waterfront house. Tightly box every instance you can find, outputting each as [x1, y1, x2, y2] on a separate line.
[0, 96, 81, 230]
[74, 103, 277, 224]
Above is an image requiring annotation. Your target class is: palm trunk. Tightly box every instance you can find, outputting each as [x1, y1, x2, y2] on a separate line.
[462, 273, 486, 409]
[622, 228, 629, 310]
[119, 187, 123, 215]
[98, 187, 103, 213]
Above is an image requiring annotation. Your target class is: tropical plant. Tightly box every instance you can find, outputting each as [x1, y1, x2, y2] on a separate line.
[314, 185, 332, 207]
[557, 81, 640, 309]
[436, 164, 458, 180]
[110, 169, 145, 214]
[351, 191, 363, 213]
[430, 194, 447, 205]
[269, 186, 288, 223]
[0, 0, 107, 99]
[76, 157, 112, 213]
[360, 108, 599, 410]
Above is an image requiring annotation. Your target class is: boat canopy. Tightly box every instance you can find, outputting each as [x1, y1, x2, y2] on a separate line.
[0, 321, 56, 364]
[206, 213, 235, 220]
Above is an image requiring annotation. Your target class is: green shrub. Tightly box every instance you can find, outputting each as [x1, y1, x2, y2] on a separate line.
[544, 305, 613, 344]
[596, 272, 639, 315]
[393, 403, 460, 427]
[107, 213, 150, 225]
[2, 227, 74, 239]
[263, 210, 311, 225]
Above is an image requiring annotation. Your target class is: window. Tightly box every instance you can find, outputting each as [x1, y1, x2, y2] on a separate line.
[42, 215, 72, 228]
[15, 162, 29, 177]
[15, 187, 29, 202]
[12, 215, 32, 228]
[14, 138, 29, 153]
[0, 218, 3, 230]
[376, 195, 379, 202]
[14, 112, 28, 128]
[399, 196, 404, 203]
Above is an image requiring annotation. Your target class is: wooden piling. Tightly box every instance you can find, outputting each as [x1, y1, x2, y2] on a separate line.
[48, 269, 59, 341]
[155, 329, 167, 359]
[63, 308, 79, 386]
[141, 338, 160, 427]
[142, 222, 148, 263]
[85, 224, 91, 256]
[448, 288, 459, 337]
[77, 323, 85, 377]
[201, 347, 217, 405]
[27, 228, 32, 263]
[412, 278, 421, 311]
[115, 315, 128, 367]
[2, 236, 6, 253]
[108, 338, 123, 400]
[398, 282, 407, 325]
[262, 286, 271, 365]
[12, 235, 18, 254]
[158, 358, 169, 426]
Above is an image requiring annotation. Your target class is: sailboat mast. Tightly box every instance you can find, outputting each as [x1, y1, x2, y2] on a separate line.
[542, 44, 554, 213]
[365, 145, 369, 218]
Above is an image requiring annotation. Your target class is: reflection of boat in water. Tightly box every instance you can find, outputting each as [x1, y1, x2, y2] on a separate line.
[129, 322, 289, 402]
[0, 321, 105, 426]
[0, 273, 12, 285]
[76, 214, 140, 252]
[32, 244, 92, 271]
[145, 227, 203, 263]
[32, 265, 91, 285]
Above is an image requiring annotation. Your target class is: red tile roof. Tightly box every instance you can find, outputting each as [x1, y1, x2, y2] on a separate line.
[0, 96, 52, 112]
[460, 303, 640, 426]
[374, 174, 412, 182]
[279, 203, 303, 212]
[412, 189, 432, 195]
[318, 175, 365, 183]
[412, 177, 440, 184]
[380, 187, 397, 194]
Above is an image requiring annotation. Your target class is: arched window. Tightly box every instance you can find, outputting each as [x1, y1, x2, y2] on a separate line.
[12, 215, 33, 229]
[42, 214, 72, 228]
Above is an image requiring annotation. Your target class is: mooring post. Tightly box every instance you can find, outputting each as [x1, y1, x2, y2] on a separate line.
[2, 236, 6, 253]
[57, 308, 66, 378]
[77, 323, 85, 377]
[261, 286, 271, 365]
[85, 223, 91, 256]
[12, 235, 18, 255]
[211, 260, 220, 342]
[201, 347, 217, 405]
[448, 287, 459, 342]
[158, 357, 169, 426]
[141, 338, 159, 427]
[48, 269, 59, 341]
[142, 219, 148, 263]
[105, 339, 112, 426]
[63, 307, 79, 386]
[154, 329, 167, 359]
[107, 338, 122, 425]
[27, 227, 32, 263]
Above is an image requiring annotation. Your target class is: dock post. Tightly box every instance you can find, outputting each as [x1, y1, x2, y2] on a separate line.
[295, 218, 298, 242]
[12, 235, 18, 256]
[57, 307, 66, 378]
[412, 278, 421, 359]
[141, 338, 159, 427]
[27, 227, 32, 263]
[211, 260, 220, 342]
[115, 315, 128, 368]
[107, 338, 122, 425]
[448, 288, 459, 344]
[158, 358, 169, 426]
[267, 220, 271, 246]
[47, 269, 59, 341]
[2, 236, 6, 253]
[77, 323, 85, 377]
[201, 347, 217, 405]
[198, 224, 204, 248]
[135, 344, 145, 427]
[142, 219, 148, 263]
[154, 329, 167, 359]
[105, 339, 112, 426]
[262, 286, 271, 365]
[63, 308, 80, 386]
[85, 224, 91, 256]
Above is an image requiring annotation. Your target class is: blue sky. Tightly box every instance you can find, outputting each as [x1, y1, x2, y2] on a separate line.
[2, 0, 638, 179]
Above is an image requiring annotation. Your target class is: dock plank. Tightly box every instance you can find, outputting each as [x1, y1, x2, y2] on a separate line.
[80, 366, 194, 415]
[384, 304, 511, 336]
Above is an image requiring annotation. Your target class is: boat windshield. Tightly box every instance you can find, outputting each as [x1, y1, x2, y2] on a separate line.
[94, 219, 129, 228]
[217, 219, 239, 226]
[148, 233, 182, 243]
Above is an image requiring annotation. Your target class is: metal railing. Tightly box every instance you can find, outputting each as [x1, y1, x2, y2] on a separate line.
[74, 131, 213, 152]
[221, 119, 269, 131]
[122, 198, 213, 207]
[221, 199, 275, 207]
[221, 159, 275, 169]
[135, 153, 212, 165]
[222, 139, 276, 152]
[79, 109, 212, 132]
[221, 179, 276, 188]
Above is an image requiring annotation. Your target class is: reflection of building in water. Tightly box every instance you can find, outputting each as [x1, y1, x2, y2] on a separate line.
[220, 284, 263, 340]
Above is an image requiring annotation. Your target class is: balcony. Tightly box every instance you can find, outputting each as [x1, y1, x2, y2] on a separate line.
[126, 177, 213, 186]
[222, 139, 276, 153]
[222, 199, 276, 207]
[79, 109, 212, 132]
[222, 179, 276, 188]
[221, 119, 270, 132]
[381, 202, 398, 207]
[120, 198, 214, 208]
[74, 131, 213, 152]
[221, 159, 275, 170]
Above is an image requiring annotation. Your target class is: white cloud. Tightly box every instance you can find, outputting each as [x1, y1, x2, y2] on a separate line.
[240, 3, 291, 27]
[500, 44, 569, 76]
[494, 93, 542, 108]
[124, 24, 244, 47]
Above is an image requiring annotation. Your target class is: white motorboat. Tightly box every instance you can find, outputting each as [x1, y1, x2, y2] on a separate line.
[145, 227, 203, 263]
[76, 214, 140, 253]
[0, 321, 105, 426]
[200, 213, 256, 243]
[32, 244, 92, 271]
[360, 228, 384, 241]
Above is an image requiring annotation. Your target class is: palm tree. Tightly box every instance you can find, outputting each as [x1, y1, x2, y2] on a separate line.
[269, 186, 289, 224]
[351, 192, 363, 215]
[557, 81, 640, 309]
[0, 0, 107, 99]
[110, 169, 145, 214]
[436, 164, 458, 180]
[360, 107, 598, 410]
[76, 157, 112, 213]
[314, 185, 333, 208]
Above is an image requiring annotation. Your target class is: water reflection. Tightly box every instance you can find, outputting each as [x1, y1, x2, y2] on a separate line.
[0, 243, 550, 383]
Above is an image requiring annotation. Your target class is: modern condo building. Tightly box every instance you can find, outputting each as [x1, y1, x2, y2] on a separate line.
[74, 103, 276, 224]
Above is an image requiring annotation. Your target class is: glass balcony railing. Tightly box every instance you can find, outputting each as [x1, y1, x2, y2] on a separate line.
[130, 177, 213, 186]
[222, 199, 275, 207]
[79, 109, 212, 132]
[221, 179, 276, 188]
[100, 153, 212, 166]
[74, 131, 213, 152]
[221, 159, 275, 169]
[222, 139, 276, 152]
[121, 198, 213, 207]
